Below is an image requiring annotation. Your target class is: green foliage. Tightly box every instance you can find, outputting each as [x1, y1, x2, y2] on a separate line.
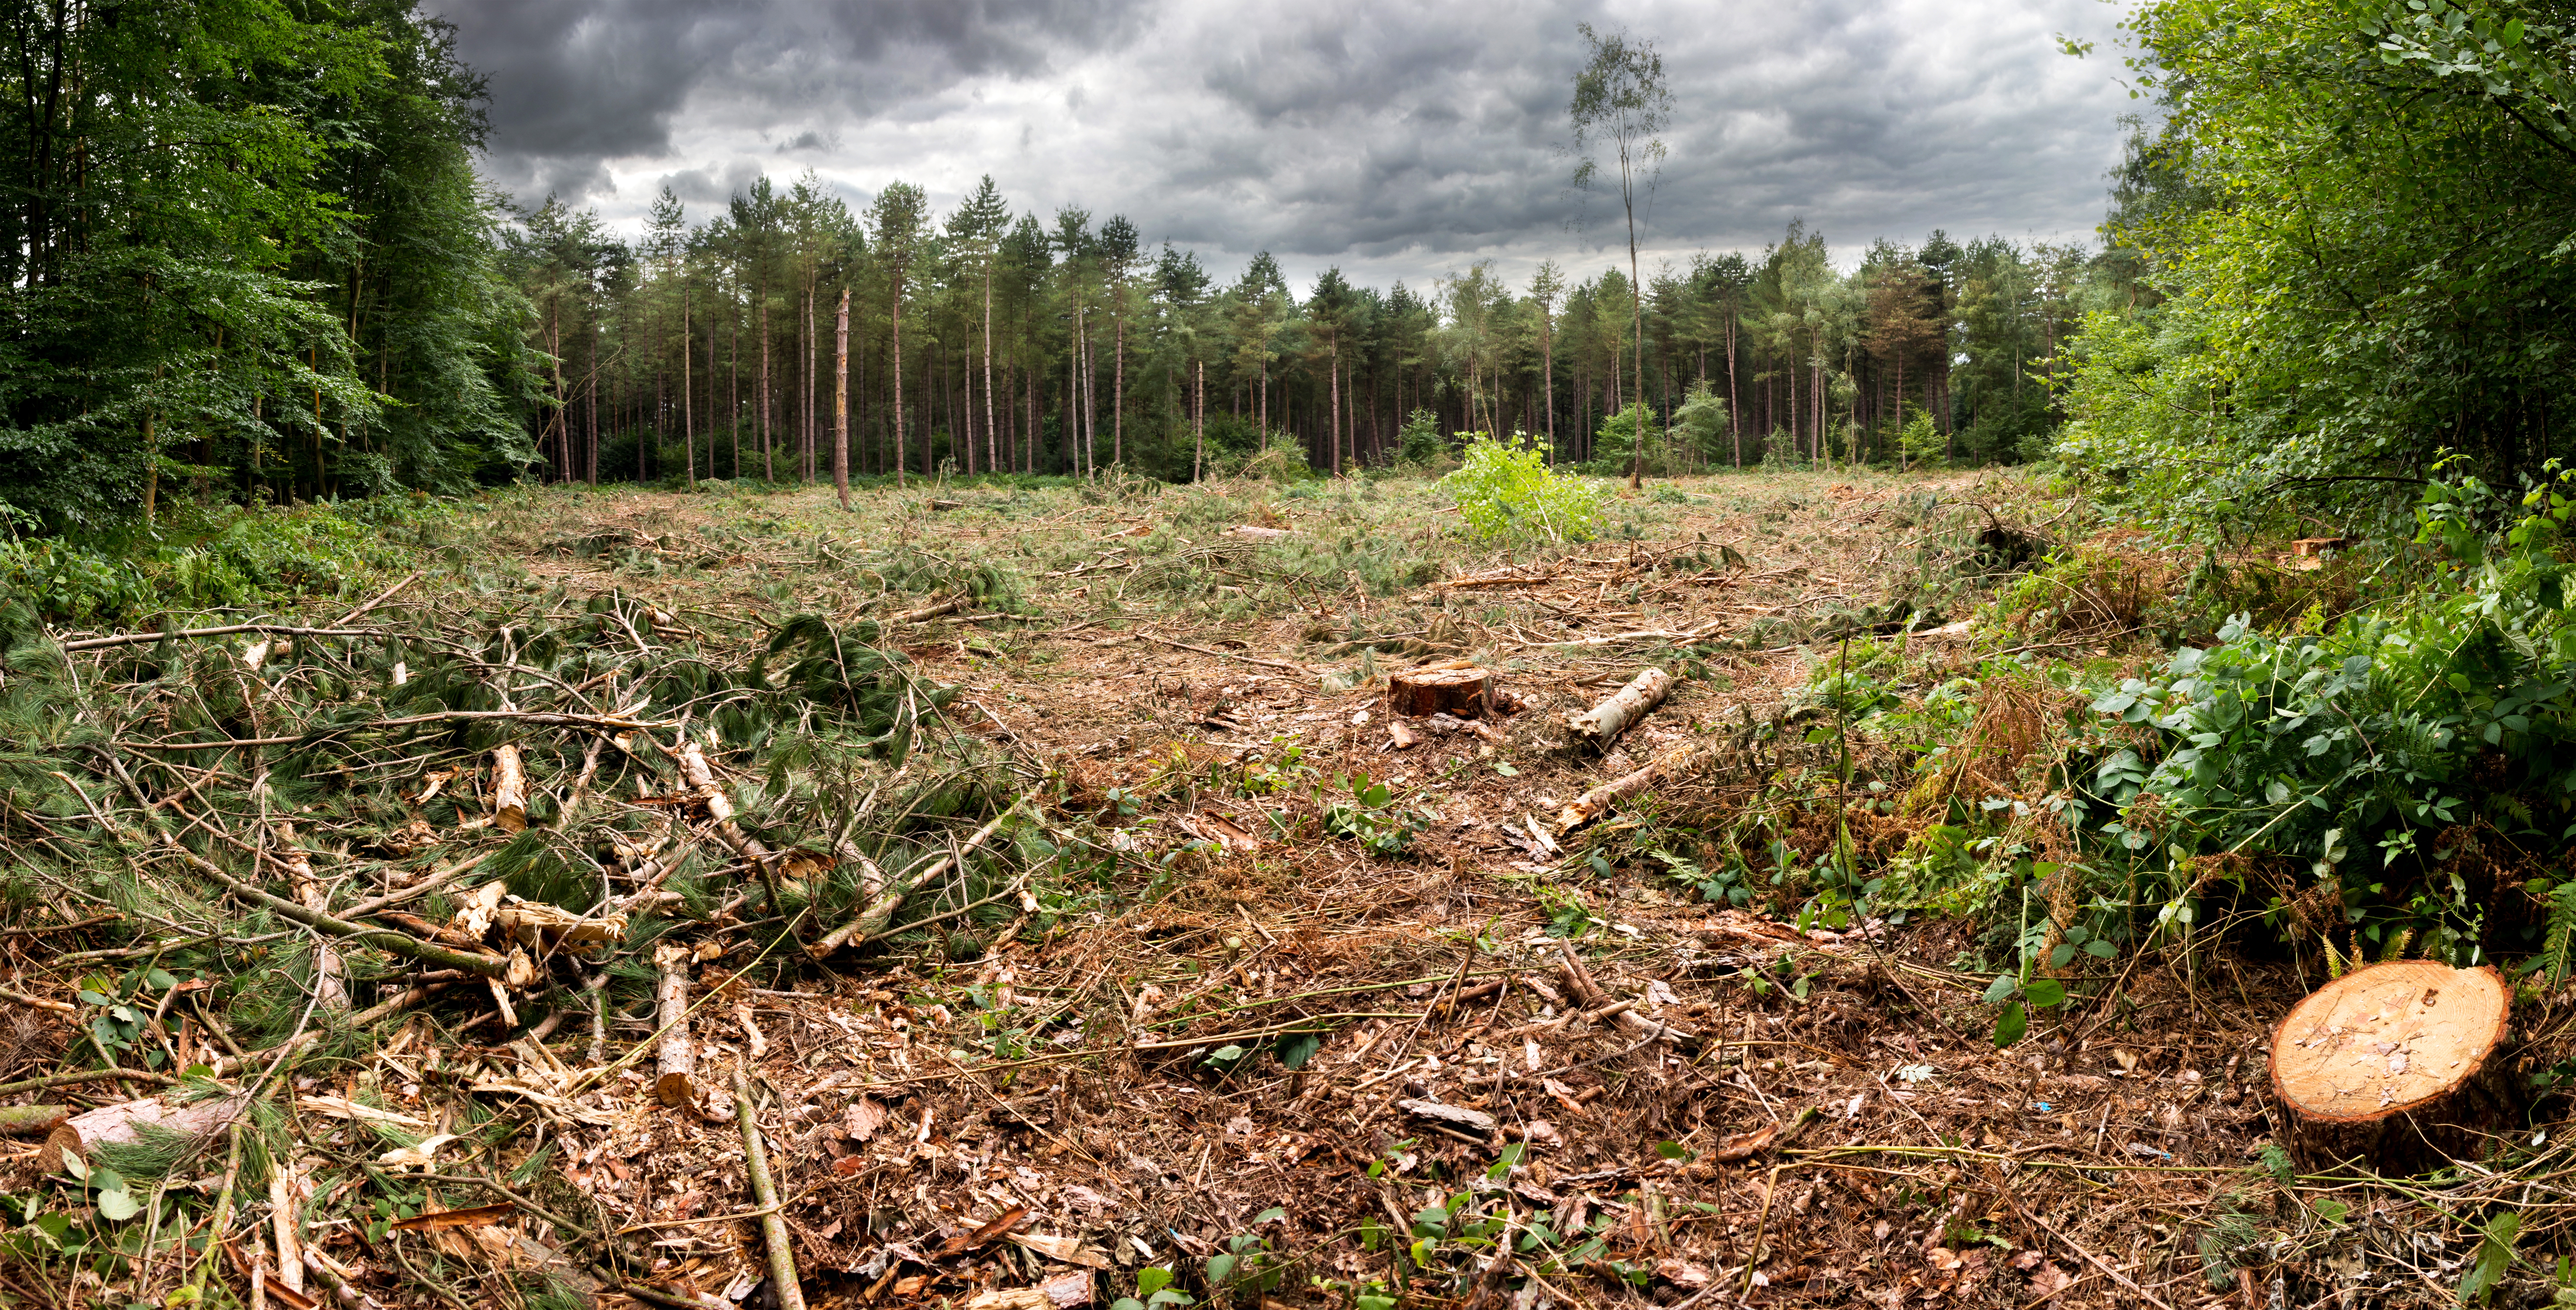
[2060, 0, 2576, 533]
[1441, 432, 1611, 543]
[2073, 469, 2576, 961]
[2461, 1210, 2524, 1305]
[0, 496, 444, 623]
[1395, 408, 1447, 466]
[1320, 772, 1430, 856]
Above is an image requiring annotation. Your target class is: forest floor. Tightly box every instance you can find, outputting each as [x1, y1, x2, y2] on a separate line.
[0, 468, 2533, 1310]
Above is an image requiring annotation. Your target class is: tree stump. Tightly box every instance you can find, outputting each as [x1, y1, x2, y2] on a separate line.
[2269, 959, 2516, 1174]
[1389, 665, 1492, 718]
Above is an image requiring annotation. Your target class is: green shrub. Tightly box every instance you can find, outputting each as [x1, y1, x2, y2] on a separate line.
[2071, 464, 2576, 964]
[1441, 433, 1611, 543]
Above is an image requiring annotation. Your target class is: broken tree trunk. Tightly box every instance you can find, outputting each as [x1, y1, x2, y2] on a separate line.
[2270, 959, 2516, 1173]
[491, 744, 529, 833]
[1566, 668, 1672, 745]
[1388, 664, 1493, 718]
[1555, 738, 1726, 830]
[653, 943, 695, 1107]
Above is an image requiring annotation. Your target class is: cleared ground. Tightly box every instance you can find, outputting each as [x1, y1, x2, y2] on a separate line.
[0, 469, 2476, 1310]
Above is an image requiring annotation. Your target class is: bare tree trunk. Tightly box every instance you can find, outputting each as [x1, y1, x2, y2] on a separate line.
[759, 287, 772, 482]
[683, 290, 694, 489]
[1329, 337, 1341, 475]
[1113, 295, 1125, 468]
[835, 288, 850, 511]
[892, 275, 907, 488]
[1194, 358, 1205, 482]
[984, 264, 997, 475]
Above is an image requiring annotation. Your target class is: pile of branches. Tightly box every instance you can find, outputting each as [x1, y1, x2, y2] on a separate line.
[0, 576, 1039, 1306]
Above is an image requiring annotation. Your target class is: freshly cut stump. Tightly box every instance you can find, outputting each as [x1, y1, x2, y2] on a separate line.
[2269, 959, 2515, 1173]
[1389, 666, 1492, 718]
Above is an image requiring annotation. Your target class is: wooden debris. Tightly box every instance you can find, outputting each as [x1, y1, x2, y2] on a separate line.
[490, 744, 529, 833]
[1388, 664, 1493, 718]
[653, 943, 695, 1107]
[1555, 738, 1726, 830]
[0, 1105, 66, 1136]
[1398, 1099, 1499, 1134]
[1225, 524, 1292, 539]
[735, 1070, 808, 1310]
[1565, 667, 1672, 745]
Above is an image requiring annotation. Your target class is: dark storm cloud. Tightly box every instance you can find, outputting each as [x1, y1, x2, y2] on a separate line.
[428, 0, 2134, 283]
[429, 0, 1144, 204]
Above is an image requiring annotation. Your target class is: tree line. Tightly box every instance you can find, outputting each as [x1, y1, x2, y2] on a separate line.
[507, 183, 2125, 494]
[0, 0, 2152, 536]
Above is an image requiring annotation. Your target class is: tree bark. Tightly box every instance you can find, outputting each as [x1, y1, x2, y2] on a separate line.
[1566, 668, 1673, 746]
[652, 942, 694, 1107]
[835, 288, 850, 511]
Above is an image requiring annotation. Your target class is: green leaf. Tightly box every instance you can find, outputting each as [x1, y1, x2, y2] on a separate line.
[1982, 974, 2018, 1004]
[1654, 1140, 1692, 1161]
[1992, 1000, 2029, 1048]
[1251, 1207, 1285, 1225]
[1136, 1268, 1173, 1298]
[1276, 1031, 1323, 1071]
[2459, 1210, 2521, 1304]
[1206, 1254, 1238, 1286]
[1490, 759, 1518, 777]
[93, 1188, 139, 1222]
[2505, 17, 2525, 44]
[2023, 978, 2067, 1008]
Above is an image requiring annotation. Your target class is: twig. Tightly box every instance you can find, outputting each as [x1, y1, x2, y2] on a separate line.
[62, 624, 385, 653]
[1139, 633, 1309, 673]
[810, 795, 1034, 955]
[122, 707, 674, 751]
[0, 1067, 180, 1098]
[734, 1070, 808, 1310]
[331, 570, 423, 626]
[161, 839, 516, 978]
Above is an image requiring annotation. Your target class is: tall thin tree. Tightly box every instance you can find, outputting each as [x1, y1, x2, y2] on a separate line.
[1570, 22, 1671, 489]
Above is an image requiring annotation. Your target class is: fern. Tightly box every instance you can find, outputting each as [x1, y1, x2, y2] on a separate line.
[2259, 1143, 2295, 1188]
[2544, 880, 2576, 983]
[2322, 933, 2348, 980]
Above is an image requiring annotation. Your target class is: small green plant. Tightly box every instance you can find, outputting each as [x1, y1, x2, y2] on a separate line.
[1440, 432, 1610, 543]
[1111, 1267, 1194, 1310]
[1207, 1208, 1288, 1303]
[1321, 772, 1428, 855]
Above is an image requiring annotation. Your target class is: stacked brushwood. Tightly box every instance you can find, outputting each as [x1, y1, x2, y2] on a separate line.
[0, 582, 1039, 1305]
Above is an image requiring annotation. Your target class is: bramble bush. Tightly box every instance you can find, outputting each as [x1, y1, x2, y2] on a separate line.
[1440, 432, 1610, 543]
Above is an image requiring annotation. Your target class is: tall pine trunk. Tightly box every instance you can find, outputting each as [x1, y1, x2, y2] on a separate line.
[834, 288, 850, 511]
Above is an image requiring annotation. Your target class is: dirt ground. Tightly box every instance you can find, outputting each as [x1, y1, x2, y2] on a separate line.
[2, 469, 2535, 1310]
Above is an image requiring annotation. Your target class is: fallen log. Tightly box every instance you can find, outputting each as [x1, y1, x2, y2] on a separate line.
[2271, 959, 2515, 1173]
[1388, 664, 1493, 718]
[0, 1105, 67, 1136]
[1554, 739, 1726, 830]
[1565, 668, 1672, 746]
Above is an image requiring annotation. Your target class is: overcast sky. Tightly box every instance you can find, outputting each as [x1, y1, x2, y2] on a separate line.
[426, 0, 2140, 292]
